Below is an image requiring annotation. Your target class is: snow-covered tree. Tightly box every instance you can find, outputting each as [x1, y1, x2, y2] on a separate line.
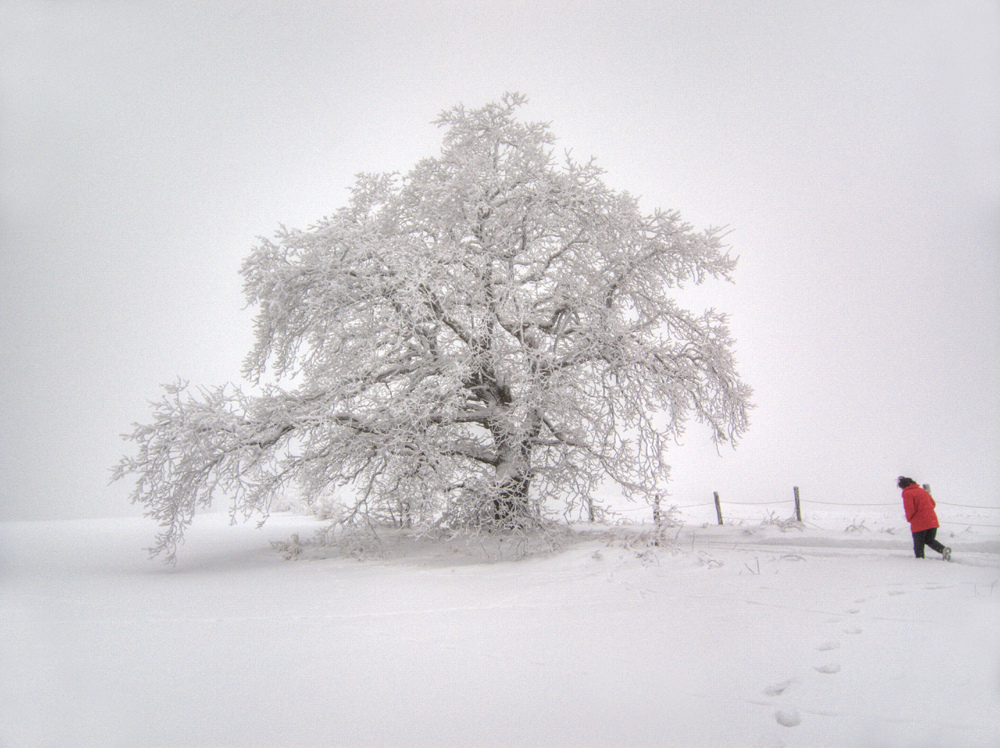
[114, 94, 751, 561]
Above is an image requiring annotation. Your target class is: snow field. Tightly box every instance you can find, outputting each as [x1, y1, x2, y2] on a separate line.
[1, 512, 998, 747]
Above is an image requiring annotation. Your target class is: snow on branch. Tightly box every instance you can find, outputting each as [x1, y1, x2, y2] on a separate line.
[115, 94, 753, 558]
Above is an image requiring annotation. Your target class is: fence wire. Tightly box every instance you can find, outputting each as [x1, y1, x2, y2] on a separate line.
[611, 494, 1000, 530]
[651, 499, 997, 510]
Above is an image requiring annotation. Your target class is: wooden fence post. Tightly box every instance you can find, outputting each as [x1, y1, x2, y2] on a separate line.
[793, 486, 802, 522]
[652, 493, 661, 526]
[714, 491, 723, 525]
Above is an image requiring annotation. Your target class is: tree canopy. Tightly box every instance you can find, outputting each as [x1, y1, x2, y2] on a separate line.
[115, 94, 752, 561]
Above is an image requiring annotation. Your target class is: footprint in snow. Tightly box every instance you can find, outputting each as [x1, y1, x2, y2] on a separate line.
[815, 641, 840, 652]
[887, 590, 907, 596]
[764, 679, 796, 697]
[842, 627, 862, 635]
[814, 663, 841, 674]
[775, 708, 802, 727]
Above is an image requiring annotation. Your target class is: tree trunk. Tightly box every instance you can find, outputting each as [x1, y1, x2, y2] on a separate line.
[493, 472, 531, 524]
[491, 434, 534, 526]
[486, 403, 540, 527]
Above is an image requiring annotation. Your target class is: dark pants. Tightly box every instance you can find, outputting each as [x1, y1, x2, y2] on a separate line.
[912, 528, 945, 558]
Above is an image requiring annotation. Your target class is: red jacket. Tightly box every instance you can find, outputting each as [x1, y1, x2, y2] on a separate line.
[902, 484, 940, 532]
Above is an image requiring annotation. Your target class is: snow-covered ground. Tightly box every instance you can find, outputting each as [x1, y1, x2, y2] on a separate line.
[2, 508, 998, 747]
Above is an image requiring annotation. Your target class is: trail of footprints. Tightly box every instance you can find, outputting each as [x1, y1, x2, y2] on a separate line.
[765, 593, 883, 730]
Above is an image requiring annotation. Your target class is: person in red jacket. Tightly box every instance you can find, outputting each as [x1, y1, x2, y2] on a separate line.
[898, 476, 951, 560]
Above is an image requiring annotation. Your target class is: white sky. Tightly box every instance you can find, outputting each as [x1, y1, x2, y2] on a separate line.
[1, 0, 997, 521]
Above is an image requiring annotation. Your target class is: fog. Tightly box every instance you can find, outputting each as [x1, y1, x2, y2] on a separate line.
[1, 0, 997, 521]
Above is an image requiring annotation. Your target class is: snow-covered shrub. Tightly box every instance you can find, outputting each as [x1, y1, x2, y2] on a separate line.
[759, 510, 804, 531]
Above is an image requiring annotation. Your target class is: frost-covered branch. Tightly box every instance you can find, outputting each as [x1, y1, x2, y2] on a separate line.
[115, 94, 752, 558]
